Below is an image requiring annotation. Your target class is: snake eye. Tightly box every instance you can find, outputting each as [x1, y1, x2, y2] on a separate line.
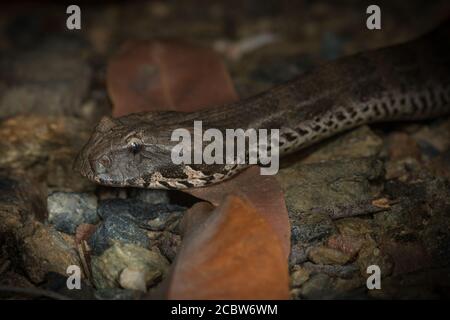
[128, 139, 142, 154]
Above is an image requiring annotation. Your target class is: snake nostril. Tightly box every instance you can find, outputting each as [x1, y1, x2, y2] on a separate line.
[99, 155, 112, 168]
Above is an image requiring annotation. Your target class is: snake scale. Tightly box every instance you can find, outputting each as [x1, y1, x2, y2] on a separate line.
[75, 20, 450, 189]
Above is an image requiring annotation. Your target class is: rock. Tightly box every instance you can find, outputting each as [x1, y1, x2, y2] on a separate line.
[89, 214, 150, 255]
[297, 273, 335, 300]
[308, 246, 352, 265]
[20, 225, 81, 283]
[0, 171, 47, 230]
[97, 198, 185, 230]
[300, 126, 383, 164]
[291, 212, 335, 244]
[0, 172, 79, 284]
[153, 231, 182, 262]
[278, 157, 385, 218]
[91, 198, 186, 256]
[0, 115, 94, 190]
[326, 234, 364, 258]
[47, 192, 99, 234]
[356, 242, 393, 278]
[333, 276, 366, 298]
[0, 38, 92, 118]
[91, 243, 169, 290]
[290, 212, 336, 267]
[302, 262, 359, 279]
[119, 267, 160, 292]
[289, 244, 309, 266]
[335, 217, 374, 237]
[290, 266, 310, 288]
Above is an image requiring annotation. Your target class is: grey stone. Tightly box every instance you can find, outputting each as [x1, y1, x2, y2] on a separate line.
[89, 214, 150, 255]
[47, 192, 98, 234]
[98, 198, 185, 231]
[91, 243, 169, 290]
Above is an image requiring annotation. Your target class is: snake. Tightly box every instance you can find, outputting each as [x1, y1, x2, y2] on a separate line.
[74, 20, 450, 190]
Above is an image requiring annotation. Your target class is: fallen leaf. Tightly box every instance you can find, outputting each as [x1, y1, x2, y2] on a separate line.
[178, 201, 214, 237]
[107, 39, 238, 116]
[184, 166, 291, 259]
[165, 195, 290, 299]
[371, 198, 391, 209]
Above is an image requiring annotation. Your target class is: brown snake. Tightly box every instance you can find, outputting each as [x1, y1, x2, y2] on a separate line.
[74, 20, 450, 189]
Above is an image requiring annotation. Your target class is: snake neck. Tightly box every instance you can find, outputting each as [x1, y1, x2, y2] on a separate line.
[199, 21, 450, 157]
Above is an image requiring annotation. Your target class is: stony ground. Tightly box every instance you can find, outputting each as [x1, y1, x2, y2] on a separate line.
[0, 1, 449, 299]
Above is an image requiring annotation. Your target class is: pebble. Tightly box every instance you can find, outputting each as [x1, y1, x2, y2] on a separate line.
[89, 199, 186, 255]
[297, 273, 334, 300]
[291, 212, 335, 244]
[299, 125, 382, 164]
[91, 243, 169, 290]
[119, 267, 156, 292]
[88, 214, 150, 255]
[279, 157, 385, 219]
[308, 246, 352, 265]
[302, 262, 359, 279]
[154, 231, 182, 262]
[47, 192, 99, 234]
[335, 217, 374, 237]
[98, 198, 186, 230]
[290, 266, 311, 288]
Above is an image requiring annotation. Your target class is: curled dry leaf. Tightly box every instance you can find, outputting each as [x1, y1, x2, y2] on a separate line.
[164, 195, 289, 300]
[184, 166, 291, 259]
[107, 39, 238, 116]
[371, 198, 391, 209]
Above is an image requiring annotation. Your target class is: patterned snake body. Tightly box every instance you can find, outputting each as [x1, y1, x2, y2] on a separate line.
[75, 21, 450, 189]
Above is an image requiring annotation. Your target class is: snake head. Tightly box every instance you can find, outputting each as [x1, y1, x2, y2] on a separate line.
[74, 115, 180, 189]
[74, 112, 243, 189]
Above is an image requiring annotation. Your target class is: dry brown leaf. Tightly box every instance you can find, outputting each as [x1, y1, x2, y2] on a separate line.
[165, 195, 289, 300]
[178, 202, 214, 237]
[107, 39, 238, 116]
[371, 198, 391, 209]
[184, 166, 291, 259]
